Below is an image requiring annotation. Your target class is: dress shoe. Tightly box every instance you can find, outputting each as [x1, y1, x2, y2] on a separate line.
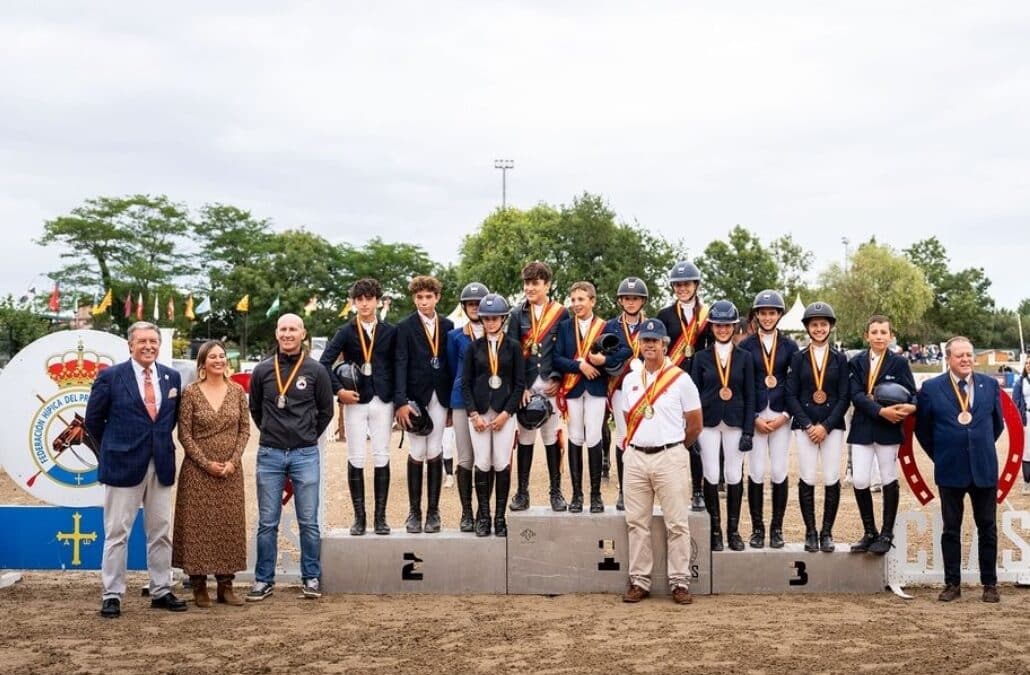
[982, 585, 1000, 603]
[937, 584, 961, 602]
[727, 532, 745, 551]
[622, 583, 649, 603]
[100, 598, 121, 618]
[804, 531, 819, 553]
[748, 528, 765, 549]
[672, 586, 693, 605]
[151, 592, 188, 612]
[819, 533, 835, 553]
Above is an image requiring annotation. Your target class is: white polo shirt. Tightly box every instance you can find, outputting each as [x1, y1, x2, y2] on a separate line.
[620, 362, 701, 447]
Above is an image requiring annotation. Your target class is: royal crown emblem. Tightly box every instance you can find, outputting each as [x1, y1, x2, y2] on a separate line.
[46, 340, 114, 388]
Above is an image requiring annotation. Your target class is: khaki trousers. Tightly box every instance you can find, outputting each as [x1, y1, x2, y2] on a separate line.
[624, 443, 692, 591]
[102, 460, 173, 600]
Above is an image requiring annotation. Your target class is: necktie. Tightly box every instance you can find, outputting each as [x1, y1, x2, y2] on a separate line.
[144, 368, 158, 421]
[958, 378, 969, 407]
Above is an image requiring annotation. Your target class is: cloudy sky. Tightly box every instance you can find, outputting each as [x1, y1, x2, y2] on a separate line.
[2, 2, 1028, 310]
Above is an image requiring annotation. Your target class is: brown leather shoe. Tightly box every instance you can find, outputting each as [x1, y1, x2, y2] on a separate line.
[672, 586, 693, 605]
[937, 584, 961, 602]
[622, 583, 649, 603]
[217, 578, 245, 606]
[982, 585, 1000, 603]
[191, 576, 212, 608]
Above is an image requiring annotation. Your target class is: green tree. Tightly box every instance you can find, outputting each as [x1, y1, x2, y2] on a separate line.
[770, 234, 814, 302]
[337, 237, 444, 319]
[38, 195, 194, 334]
[819, 240, 933, 345]
[458, 194, 677, 318]
[0, 298, 51, 362]
[695, 225, 779, 313]
[904, 236, 996, 344]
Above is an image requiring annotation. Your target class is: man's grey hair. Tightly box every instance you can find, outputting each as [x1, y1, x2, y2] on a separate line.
[127, 321, 161, 343]
[944, 336, 973, 357]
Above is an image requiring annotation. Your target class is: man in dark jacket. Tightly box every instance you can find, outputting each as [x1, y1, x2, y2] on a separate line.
[247, 313, 334, 602]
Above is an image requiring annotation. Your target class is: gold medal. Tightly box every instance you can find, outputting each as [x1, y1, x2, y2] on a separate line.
[682, 345, 694, 359]
[765, 375, 778, 389]
[531, 342, 540, 356]
[719, 387, 732, 401]
[812, 390, 827, 404]
[957, 411, 972, 425]
[643, 404, 654, 419]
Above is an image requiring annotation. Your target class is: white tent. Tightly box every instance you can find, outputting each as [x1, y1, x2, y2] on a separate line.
[779, 295, 806, 332]
[447, 302, 468, 328]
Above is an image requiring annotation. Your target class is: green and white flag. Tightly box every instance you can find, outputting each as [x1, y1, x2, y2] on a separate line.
[265, 295, 280, 318]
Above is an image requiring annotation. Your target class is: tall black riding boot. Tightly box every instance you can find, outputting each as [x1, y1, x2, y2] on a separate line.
[820, 481, 841, 552]
[601, 421, 612, 480]
[567, 443, 584, 512]
[424, 456, 443, 533]
[457, 466, 474, 532]
[509, 444, 533, 511]
[747, 478, 764, 548]
[799, 480, 818, 552]
[373, 465, 391, 535]
[704, 479, 723, 551]
[347, 463, 366, 536]
[690, 447, 706, 511]
[588, 442, 605, 513]
[405, 459, 423, 533]
[474, 468, 493, 537]
[615, 447, 625, 511]
[850, 487, 878, 553]
[769, 479, 788, 548]
[494, 467, 511, 537]
[545, 443, 567, 511]
[726, 482, 745, 551]
[869, 480, 899, 555]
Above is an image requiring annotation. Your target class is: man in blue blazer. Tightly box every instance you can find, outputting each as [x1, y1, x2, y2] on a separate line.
[85, 321, 184, 618]
[915, 336, 1005, 603]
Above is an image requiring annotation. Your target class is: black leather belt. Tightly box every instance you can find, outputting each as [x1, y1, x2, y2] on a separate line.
[629, 440, 683, 454]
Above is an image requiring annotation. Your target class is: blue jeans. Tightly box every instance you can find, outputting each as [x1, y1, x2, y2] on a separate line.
[255, 445, 321, 583]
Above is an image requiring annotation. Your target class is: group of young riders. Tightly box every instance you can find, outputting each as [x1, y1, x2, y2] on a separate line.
[319, 259, 916, 555]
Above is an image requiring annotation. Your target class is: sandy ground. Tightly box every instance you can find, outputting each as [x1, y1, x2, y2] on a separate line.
[3, 409, 1030, 673]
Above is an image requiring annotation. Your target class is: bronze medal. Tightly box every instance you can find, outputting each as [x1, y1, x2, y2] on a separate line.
[719, 387, 733, 401]
[957, 411, 972, 425]
[765, 375, 778, 389]
[812, 390, 827, 404]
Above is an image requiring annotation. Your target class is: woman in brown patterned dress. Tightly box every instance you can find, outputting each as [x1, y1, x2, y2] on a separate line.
[172, 340, 250, 607]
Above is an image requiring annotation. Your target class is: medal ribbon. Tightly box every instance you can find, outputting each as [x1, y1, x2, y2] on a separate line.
[606, 315, 645, 401]
[669, 302, 708, 365]
[521, 301, 564, 357]
[761, 331, 778, 378]
[866, 351, 886, 395]
[623, 366, 682, 449]
[808, 345, 828, 393]
[421, 314, 440, 360]
[488, 334, 503, 380]
[714, 344, 733, 391]
[949, 376, 971, 415]
[274, 351, 306, 402]
[559, 317, 605, 411]
[357, 320, 376, 366]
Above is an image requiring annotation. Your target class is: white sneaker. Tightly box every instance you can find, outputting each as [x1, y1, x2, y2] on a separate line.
[301, 578, 322, 599]
[444, 474, 455, 489]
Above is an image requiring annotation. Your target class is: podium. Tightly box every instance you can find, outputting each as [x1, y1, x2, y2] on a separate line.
[711, 545, 886, 594]
[506, 507, 711, 595]
[321, 529, 506, 594]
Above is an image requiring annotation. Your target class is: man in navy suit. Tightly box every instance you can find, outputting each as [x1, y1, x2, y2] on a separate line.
[85, 321, 185, 618]
[915, 336, 1005, 603]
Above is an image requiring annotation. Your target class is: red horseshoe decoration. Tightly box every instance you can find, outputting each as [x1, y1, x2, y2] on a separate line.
[899, 388, 1025, 506]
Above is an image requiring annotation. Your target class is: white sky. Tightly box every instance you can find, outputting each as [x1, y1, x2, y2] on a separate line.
[2, 2, 1028, 308]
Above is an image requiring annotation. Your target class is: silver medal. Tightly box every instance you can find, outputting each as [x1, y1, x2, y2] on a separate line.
[361, 362, 373, 376]
[488, 375, 502, 390]
[276, 394, 286, 409]
[430, 357, 441, 370]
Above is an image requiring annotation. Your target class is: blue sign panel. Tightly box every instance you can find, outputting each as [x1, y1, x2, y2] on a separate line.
[0, 506, 146, 570]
